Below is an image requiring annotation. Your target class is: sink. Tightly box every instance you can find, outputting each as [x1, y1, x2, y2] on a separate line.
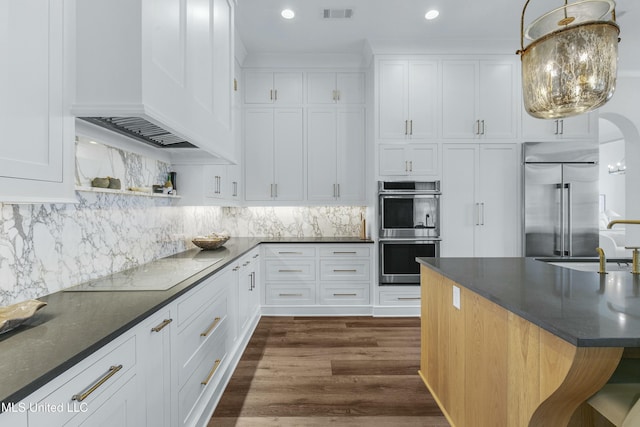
[66, 257, 225, 291]
[544, 260, 633, 273]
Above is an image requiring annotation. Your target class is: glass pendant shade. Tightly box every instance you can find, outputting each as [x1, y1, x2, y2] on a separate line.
[518, 0, 620, 119]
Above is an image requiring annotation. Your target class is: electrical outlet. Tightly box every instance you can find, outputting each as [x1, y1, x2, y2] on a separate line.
[453, 286, 461, 310]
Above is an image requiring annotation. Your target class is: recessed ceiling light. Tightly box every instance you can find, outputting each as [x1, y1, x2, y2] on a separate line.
[281, 9, 295, 19]
[425, 10, 440, 20]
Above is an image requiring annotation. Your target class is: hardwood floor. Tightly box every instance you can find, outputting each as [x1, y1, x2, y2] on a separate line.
[210, 316, 450, 426]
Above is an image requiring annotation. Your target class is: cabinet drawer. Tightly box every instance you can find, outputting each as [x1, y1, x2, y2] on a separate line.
[176, 274, 225, 327]
[319, 283, 370, 305]
[175, 291, 228, 387]
[265, 283, 316, 305]
[319, 246, 370, 258]
[379, 290, 421, 306]
[265, 260, 316, 281]
[29, 335, 136, 427]
[319, 259, 370, 281]
[178, 330, 227, 427]
[264, 245, 316, 258]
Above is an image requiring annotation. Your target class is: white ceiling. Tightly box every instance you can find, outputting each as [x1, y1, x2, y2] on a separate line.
[235, 0, 639, 72]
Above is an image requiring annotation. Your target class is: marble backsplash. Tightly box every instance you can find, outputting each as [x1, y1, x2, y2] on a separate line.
[0, 138, 366, 305]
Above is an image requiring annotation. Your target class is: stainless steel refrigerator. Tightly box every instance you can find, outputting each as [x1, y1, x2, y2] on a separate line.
[523, 141, 599, 257]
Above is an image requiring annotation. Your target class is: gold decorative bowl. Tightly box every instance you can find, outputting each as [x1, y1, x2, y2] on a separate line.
[0, 299, 47, 334]
[192, 235, 230, 250]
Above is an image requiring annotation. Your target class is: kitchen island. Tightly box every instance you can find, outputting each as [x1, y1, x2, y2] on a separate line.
[417, 257, 640, 427]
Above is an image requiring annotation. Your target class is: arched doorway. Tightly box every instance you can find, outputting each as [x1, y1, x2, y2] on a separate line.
[599, 112, 640, 249]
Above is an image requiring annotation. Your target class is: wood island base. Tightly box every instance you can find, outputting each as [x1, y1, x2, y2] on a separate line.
[419, 266, 624, 427]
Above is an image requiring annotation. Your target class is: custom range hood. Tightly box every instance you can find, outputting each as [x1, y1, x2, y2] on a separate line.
[78, 117, 197, 149]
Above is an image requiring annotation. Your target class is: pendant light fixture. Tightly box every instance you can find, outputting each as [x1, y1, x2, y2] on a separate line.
[517, 0, 620, 119]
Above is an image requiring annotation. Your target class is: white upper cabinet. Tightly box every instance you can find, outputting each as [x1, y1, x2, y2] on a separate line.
[378, 60, 439, 140]
[307, 72, 365, 104]
[0, 0, 75, 203]
[378, 144, 439, 178]
[244, 72, 303, 104]
[74, 0, 236, 161]
[522, 112, 596, 141]
[307, 108, 366, 203]
[244, 109, 304, 202]
[441, 59, 518, 140]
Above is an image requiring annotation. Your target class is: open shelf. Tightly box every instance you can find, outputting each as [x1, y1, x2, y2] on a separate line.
[75, 186, 181, 199]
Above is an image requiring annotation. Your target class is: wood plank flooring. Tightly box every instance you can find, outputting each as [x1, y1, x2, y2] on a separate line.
[210, 316, 450, 426]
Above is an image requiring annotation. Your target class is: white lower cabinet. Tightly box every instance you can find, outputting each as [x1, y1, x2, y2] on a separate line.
[378, 143, 439, 178]
[263, 244, 372, 312]
[0, 409, 27, 426]
[138, 309, 173, 427]
[28, 333, 142, 427]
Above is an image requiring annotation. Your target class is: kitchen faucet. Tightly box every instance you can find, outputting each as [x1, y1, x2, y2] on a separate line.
[607, 220, 640, 274]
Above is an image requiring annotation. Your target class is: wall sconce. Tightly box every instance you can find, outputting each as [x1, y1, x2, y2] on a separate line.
[608, 159, 626, 174]
[517, 0, 620, 119]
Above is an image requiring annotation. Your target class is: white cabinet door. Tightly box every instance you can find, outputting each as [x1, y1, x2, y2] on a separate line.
[441, 144, 477, 257]
[307, 73, 336, 104]
[441, 143, 519, 257]
[522, 113, 596, 141]
[307, 109, 338, 200]
[244, 109, 275, 200]
[137, 309, 173, 427]
[442, 59, 518, 140]
[273, 109, 304, 201]
[336, 109, 366, 202]
[378, 60, 437, 140]
[244, 72, 303, 104]
[441, 61, 477, 139]
[244, 71, 274, 104]
[307, 72, 365, 104]
[408, 61, 439, 139]
[475, 145, 519, 256]
[245, 108, 303, 201]
[72, 373, 141, 427]
[379, 145, 408, 176]
[0, 0, 73, 203]
[336, 72, 365, 104]
[378, 61, 409, 139]
[378, 144, 439, 177]
[307, 108, 365, 202]
[478, 61, 518, 139]
[0, 409, 27, 427]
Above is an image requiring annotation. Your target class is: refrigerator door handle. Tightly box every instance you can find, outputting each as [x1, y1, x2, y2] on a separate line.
[567, 182, 573, 256]
[556, 182, 565, 256]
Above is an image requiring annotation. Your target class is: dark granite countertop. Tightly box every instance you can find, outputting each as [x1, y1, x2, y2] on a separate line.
[0, 236, 371, 409]
[417, 257, 640, 348]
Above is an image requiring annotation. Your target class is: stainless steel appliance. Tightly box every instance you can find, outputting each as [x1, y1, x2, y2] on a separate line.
[378, 181, 441, 285]
[523, 141, 599, 257]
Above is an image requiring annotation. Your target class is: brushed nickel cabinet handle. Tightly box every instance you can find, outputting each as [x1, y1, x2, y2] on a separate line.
[481, 120, 485, 135]
[559, 119, 564, 135]
[405, 120, 408, 135]
[253, 254, 260, 259]
[333, 293, 357, 297]
[332, 90, 336, 101]
[554, 120, 559, 135]
[270, 89, 273, 101]
[151, 318, 173, 333]
[200, 317, 221, 337]
[201, 359, 222, 386]
[278, 251, 303, 255]
[332, 251, 357, 254]
[243, 261, 250, 266]
[333, 269, 357, 273]
[72, 365, 123, 402]
[409, 161, 413, 172]
[279, 269, 303, 273]
[336, 90, 341, 101]
[398, 297, 420, 301]
[274, 89, 278, 100]
[409, 120, 413, 135]
[337, 183, 340, 198]
[279, 293, 303, 297]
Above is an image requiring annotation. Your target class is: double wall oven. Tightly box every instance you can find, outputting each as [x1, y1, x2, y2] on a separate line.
[378, 181, 441, 286]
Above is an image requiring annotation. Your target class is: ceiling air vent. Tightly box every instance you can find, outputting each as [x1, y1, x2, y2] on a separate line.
[323, 8, 353, 19]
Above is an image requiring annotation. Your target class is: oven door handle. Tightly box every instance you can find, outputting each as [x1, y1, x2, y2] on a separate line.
[378, 238, 442, 242]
